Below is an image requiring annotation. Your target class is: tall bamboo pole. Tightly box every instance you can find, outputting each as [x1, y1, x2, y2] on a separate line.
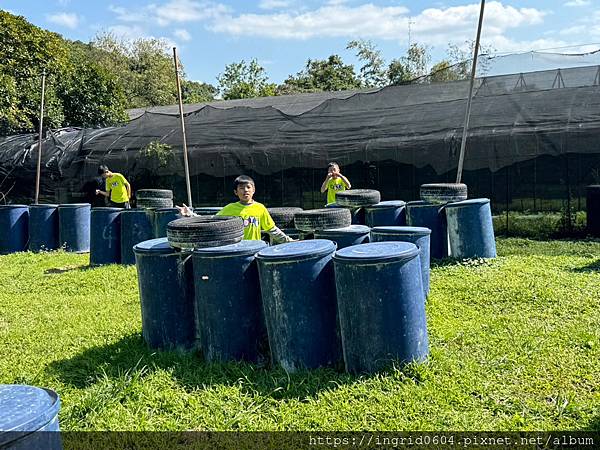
[456, 0, 485, 184]
[34, 69, 46, 204]
[173, 47, 193, 208]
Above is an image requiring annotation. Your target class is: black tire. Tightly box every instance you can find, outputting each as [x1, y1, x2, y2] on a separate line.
[136, 197, 174, 209]
[136, 189, 173, 199]
[267, 207, 303, 229]
[420, 183, 468, 204]
[335, 189, 381, 207]
[294, 208, 352, 232]
[167, 216, 244, 249]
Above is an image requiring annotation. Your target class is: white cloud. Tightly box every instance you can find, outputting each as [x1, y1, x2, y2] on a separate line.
[173, 28, 192, 41]
[58, 0, 71, 5]
[259, 0, 293, 10]
[109, 0, 230, 27]
[46, 12, 80, 29]
[208, 1, 546, 43]
[564, 0, 591, 6]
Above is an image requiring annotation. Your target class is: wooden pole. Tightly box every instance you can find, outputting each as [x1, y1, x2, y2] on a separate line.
[34, 69, 46, 204]
[456, 0, 485, 184]
[173, 47, 193, 208]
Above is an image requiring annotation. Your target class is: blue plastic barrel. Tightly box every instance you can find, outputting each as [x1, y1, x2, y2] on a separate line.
[314, 225, 370, 249]
[154, 207, 180, 238]
[364, 201, 406, 227]
[58, 203, 91, 253]
[121, 209, 155, 265]
[0, 205, 29, 254]
[134, 238, 196, 350]
[193, 240, 267, 362]
[406, 200, 449, 259]
[256, 240, 341, 371]
[0, 384, 61, 450]
[370, 226, 431, 296]
[445, 198, 497, 259]
[90, 207, 122, 265]
[333, 242, 428, 373]
[28, 205, 59, 252]
[193, 206, 222, 216]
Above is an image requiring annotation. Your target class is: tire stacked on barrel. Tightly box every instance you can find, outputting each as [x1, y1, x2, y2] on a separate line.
[420, 183, 467, 204]
[166, 216, 244, 249]
[136, 189, 174, 209]
[335, 189, 381, 207]
[294, 208, 352, 232]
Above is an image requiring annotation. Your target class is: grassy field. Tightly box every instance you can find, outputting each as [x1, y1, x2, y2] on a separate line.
[0, 238, 598, 431]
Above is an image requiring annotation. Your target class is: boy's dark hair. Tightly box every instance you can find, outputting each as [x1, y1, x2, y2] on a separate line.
[233, 175, 255, 190]
[98, 165, 110, 175]
[327, 162, 339, 169]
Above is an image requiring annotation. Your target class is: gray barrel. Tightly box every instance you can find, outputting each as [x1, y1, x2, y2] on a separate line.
[406, 200, 449, 259]
[0, 384, 61, 449]
[314, 225, 370, 249]
[445, 198, 496, 259]
[333, 242, 428, 373]
[370, 226, 431, 297]
[90, 207, 122, 265]
[364, 201, 406, 227]
[256, 240, 341, 372]
[121, 209, 155, 265]
[0, 205, 29, 254]
[134, 238, 196, 350]
[154, 207, 180, 238]
[28, 205, 59, 252]
[193, 240, 267, 362]
[58, 203, 91, 252]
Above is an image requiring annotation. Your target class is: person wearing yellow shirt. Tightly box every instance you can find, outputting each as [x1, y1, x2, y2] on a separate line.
[177, 175, 293, 244]
[95, 165, 132, 209]
[320, 162, 351, 205]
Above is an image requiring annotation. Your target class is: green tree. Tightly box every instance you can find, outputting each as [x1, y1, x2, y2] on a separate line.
[181, 80, 217, 103]
[279, 55, 362, 93]
[346, 39, 386, 87]
[217, 59, 276, 100]
[387, 43, 431, 85]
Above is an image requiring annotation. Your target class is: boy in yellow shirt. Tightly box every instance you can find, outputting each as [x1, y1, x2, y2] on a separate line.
[177, 175, 293, 244]
[95, 165, 132, 208]
[320, 162, 351, 205]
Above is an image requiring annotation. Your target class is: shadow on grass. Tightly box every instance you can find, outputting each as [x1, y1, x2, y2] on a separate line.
[47, 333, 365, 400]
[570, 259, 600, 273]
[585, 415, 600, 431]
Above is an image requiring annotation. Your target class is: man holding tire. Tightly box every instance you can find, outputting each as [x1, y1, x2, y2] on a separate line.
[95, 165, 132, 209]
[177, 175, 293, 244]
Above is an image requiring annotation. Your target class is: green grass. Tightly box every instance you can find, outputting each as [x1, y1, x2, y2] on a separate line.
[0, 239, 599, 431]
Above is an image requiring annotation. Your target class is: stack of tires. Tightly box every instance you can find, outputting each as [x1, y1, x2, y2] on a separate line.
[136, 189, 174, 209]
[265, 207, 303, 243]
[329, 189, 381, 225]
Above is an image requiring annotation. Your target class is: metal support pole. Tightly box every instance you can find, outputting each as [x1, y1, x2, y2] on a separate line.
[173, 47, 193, 208]
[456, 0, 485, 184]
[34, 69, 46, 204]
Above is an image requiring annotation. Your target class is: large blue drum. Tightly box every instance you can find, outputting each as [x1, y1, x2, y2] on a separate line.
[445, 198, 497, 259]
[370, 226, 431, 296]
[90, 207, 122, 265]
[256, 240, 341, 372]
[121, 209, 155, 265]
[333, 242, 428, 373]
[0, 384, 61, 450]
[134, 238, 196, 350]
[406, 200, 448, 259]
[364, 201, 406, 227]
[0, 205, 29, 254]
[193, 240, 267, 362]
[58, 203, 91, 252]
[28, 205, 59, 252]
[154, 207, 180, 238]
[314, 225, 370, 249]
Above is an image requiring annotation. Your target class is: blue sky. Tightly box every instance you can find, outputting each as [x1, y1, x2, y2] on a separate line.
[3, 0, 599, 85]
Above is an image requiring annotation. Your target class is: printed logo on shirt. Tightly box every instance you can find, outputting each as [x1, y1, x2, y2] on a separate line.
[333, 183, 345, 191]
[243, 217, 259, 227]
[111, 181, 120, 188]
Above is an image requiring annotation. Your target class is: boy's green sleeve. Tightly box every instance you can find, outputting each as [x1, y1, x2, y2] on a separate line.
[261, 207, 275, 231]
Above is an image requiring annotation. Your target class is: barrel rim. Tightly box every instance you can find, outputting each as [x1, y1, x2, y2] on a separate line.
[256, 239, 336, 261]
[314, 225, 371, 235]
[0, 385, 60, 439]
[133, 237, 180, 254]
[193, 239, 267, 257]
[91, 207, 123, 212]
[57, 203, 91, 208]
[364, 200, 406, 209]
[371, 226, 432, 236]
[445, 198, 490, 208]
[0, 204, 29, 209]
[333, 241, 419, 263]
[28, 204, 59, 208]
